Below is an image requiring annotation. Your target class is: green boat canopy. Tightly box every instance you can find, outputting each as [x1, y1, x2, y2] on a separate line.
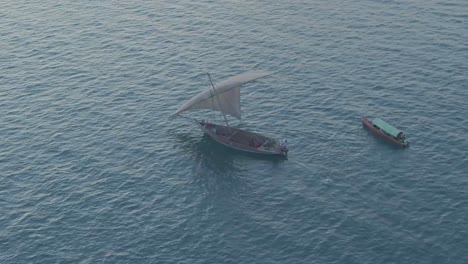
[372, 118, 402, 138]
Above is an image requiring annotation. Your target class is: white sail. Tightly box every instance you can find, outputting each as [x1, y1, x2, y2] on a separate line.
[174, 71, 272, 119]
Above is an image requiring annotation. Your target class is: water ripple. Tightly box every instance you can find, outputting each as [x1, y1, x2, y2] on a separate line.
[1, 0, 467, 263]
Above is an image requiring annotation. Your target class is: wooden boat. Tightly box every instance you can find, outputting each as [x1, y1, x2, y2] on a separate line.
[198, 121, 288, 156]
[362, 118, 409, 147]
[174, 71, 288, 157]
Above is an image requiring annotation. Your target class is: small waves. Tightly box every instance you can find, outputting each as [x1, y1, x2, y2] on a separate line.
[1, 0, 467, 263]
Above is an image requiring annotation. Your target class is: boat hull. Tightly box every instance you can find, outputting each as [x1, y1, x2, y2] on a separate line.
[362, 118, 409, 147]
[197, 121, 288, 157]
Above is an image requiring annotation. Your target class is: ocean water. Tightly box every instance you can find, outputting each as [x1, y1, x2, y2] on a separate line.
[1, 0, 467, 263]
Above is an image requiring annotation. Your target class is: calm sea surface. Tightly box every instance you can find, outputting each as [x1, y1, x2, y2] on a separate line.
[1, 0, 467, 263]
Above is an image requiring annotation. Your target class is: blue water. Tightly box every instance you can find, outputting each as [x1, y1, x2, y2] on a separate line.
[1, 0, 467, 263]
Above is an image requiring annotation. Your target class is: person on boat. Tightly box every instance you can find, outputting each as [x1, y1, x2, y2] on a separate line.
[201, 120, 213, 128]
[396, 132, 404, 140]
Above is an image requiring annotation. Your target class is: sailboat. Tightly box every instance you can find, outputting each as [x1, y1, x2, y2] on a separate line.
[174, 71, 289, 157]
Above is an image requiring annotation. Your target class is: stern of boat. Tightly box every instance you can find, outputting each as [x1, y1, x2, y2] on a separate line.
[276, 139, 289, 157]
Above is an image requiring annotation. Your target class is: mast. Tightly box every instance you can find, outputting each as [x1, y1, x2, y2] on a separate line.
[207, 73, 230, 127]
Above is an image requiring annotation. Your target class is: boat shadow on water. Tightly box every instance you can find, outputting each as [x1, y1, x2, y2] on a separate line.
[174, 133, 260, 195]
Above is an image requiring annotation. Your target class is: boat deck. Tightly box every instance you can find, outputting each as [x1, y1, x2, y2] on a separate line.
[198, 121, 288, 156]
[362, 118, 409, 147]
